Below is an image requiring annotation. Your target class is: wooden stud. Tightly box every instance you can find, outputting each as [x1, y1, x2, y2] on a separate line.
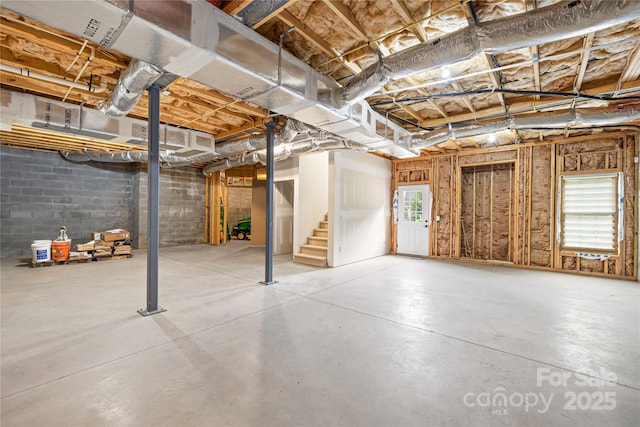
[277, 10, 362, 75]
[514, 153, 520, 265]
[489, 164, 494, 261]
[550, 143, 557, 269]
[223, 0, 253, 15]
[508, 164, 513, 262]
[633, 134, 639, 279]
[251, 0, 300, 29]
[527, 146, 533, 266]
[222, 172, 229, 244]
[322, 0, 369, 41]
[212, 172, 221, 245]
[574, 32, 595, 91]
[451, 157, 458, 258]
[433, 158, 440, 256]
[472, 166, 477, 258]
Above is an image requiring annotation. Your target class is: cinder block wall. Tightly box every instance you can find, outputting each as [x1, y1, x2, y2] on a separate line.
[1, 147, 206, 257]
[0, 146, 135, 257]
[135, 166, 206, 249]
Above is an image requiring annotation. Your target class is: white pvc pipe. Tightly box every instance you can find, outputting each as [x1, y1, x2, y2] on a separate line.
[0, 63, 107, 93]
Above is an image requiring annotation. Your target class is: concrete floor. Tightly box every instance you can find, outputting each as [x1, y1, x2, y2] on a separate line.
[1, 241, 638, 426]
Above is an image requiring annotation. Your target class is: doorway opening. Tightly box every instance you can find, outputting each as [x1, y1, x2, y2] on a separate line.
[459, 162, 516, 262]
[397, 184, 431, 256]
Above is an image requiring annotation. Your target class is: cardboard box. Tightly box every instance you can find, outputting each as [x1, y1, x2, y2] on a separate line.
[76, 242, 95, 251]
[94, 229, 130, 242]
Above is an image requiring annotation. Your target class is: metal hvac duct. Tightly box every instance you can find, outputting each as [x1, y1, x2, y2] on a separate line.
[0, 88, 215, 152]
[59, 119, 305, 167]
[338, 0, 640, 104]
[4, 0, 639, 158]
[59, 149, 219, 167]
[1, 0, 416, 158]
[410, 107, 640, 149]
[201, 137, 366, 174]
[97, 59, 164, 116]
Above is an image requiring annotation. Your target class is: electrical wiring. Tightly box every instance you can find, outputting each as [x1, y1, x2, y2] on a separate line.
[370, 106, 434, 132]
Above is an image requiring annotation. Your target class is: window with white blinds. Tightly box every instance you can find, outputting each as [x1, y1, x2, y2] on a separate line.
[561, 174, 618, 251]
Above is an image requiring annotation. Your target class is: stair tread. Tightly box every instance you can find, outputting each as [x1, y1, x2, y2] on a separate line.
[294, 253, 327, 260]
[308, 236, 328, 240]
[301, 244, 327, 250]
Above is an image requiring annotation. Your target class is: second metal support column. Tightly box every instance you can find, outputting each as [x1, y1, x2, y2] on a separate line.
[138, 84, 165, 316]
[261, 121, 277, 285]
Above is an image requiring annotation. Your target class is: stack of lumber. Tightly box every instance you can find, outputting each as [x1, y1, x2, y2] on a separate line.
[74, 229, 133, 261]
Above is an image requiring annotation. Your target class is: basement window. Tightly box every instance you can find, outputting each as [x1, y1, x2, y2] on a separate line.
[560, 173, 621, 252]
[403, 190, 423, 222]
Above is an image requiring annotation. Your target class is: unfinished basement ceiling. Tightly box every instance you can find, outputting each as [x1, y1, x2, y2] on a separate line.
[1, 0, 639, 161]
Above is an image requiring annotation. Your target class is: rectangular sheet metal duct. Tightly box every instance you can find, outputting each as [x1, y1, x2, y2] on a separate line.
[3, 0, 417, 158]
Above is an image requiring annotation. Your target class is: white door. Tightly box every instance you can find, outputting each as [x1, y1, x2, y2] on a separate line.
[273, 180, 294, 255]
[397, 184, 431, 256]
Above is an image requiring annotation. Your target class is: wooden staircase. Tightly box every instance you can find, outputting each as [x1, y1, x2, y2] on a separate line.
[293, 214, 328, 267]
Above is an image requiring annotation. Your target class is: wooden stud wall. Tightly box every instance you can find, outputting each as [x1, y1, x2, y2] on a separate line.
[391, 132, 638, 280]
[205, 171, 229, 245]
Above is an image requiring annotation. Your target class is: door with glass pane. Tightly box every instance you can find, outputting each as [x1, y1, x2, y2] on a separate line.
[397, 184, 431, 256]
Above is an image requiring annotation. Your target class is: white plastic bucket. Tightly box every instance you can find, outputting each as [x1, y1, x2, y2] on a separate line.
[31, 240, 52, 263]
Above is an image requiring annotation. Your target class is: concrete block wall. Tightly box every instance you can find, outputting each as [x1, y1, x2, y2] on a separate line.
[135, 166, 206, 249]
[1, 147, 206, 257]
[1, 146, 135, 257]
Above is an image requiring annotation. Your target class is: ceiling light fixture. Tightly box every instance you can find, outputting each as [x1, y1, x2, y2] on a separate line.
[441, 66, 451, 80]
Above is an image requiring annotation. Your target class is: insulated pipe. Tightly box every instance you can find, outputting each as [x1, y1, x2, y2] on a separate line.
[214, 118, 305, 157]
[59, 149, 219, 167]
[337, 0, 640, 105]
[201, 138, 367, 174]
[410, 107, 640, 149]
[97, 59, 164, 116]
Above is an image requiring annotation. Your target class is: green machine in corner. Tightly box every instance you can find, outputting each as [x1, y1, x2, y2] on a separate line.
[232, 217, 251, 240]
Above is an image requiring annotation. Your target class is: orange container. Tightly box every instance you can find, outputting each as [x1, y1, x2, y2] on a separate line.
[51, 240, 71, 261]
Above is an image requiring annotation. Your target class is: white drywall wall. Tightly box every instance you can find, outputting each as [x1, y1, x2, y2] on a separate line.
[328, 151, 391, 267]
[274, 157, 300, 252]
[298, 152, 329, 253]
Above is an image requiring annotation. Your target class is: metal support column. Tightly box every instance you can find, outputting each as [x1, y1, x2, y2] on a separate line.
[138, 84, 166, 316]
[261, 121, 277, 285]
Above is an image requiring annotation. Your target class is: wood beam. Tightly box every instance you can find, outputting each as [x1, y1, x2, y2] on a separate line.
[389, 0, 427, 42]
[215, 122, 264, 140]
[278, 10, 361, 74]
[481, 53, 507, 109]
[251, 0, 300, 29]
[451, 81, 475, 114]
[392, 100, 423, 122]
[0, 46, 116, 86]
[0, 71, 105, 104]
[620, 43, 640, 82]
[322, 0, 369, 41]
[165, 92, 252, 123]
[170, 79, 267, 117]
[531, 46, 541, 100]
[0, 17, 125, 69]
[222, 0, 253, 15]
[420, 78, 640, 127]
[404, 75, 448, 118]
[574, 32, 594, 91]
